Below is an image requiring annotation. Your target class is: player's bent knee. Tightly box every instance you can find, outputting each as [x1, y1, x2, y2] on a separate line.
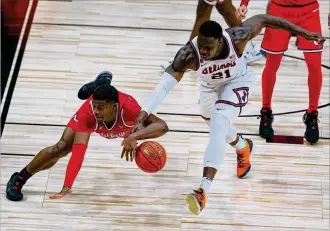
[52, 140, 71, 158]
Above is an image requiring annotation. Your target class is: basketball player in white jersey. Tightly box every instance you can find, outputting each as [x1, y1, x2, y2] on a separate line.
[133, 14, 324, 215]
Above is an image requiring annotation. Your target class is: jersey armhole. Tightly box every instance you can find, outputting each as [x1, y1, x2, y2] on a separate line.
[121, 109, 134, 128]
[225, 29, 243, 58]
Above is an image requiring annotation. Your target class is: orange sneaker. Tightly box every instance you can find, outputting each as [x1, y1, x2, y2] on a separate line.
[236, 138, 253, 179]
[186, 188, 207, 215]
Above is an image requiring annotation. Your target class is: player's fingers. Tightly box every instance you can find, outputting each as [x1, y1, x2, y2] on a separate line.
[49, 193, 65, 199]
[235, 11, 241, 20]
[121, 148, 125, 159]
[130, 149, 133, 162]
[132, 149, 136, 161]
[126, 149, 129, 162]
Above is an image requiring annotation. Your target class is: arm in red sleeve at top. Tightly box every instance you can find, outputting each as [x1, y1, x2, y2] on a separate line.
[240, 0, 250, 6]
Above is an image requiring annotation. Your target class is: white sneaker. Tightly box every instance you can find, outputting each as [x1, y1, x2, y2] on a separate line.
[160, 61, 172, 70]
[243, 40, 265, 64]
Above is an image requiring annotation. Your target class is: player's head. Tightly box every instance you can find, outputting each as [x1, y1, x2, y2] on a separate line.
[92, 84, 119, 122]
[197, 20, 223, 60]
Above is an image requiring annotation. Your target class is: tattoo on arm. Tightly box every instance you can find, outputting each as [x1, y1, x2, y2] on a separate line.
[171, 44, 197, 72]
[229, 14, 309, 52]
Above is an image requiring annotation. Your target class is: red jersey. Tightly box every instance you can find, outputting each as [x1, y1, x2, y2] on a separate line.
[240, 0, 316, 7]
[271, 0, 316, 6]
[64, 91, 141, 188]
[67, 91, 141, 138]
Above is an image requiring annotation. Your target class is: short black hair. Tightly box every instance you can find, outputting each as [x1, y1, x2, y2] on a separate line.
[93, 84, 118, 103]
[199, 20, 223, 39]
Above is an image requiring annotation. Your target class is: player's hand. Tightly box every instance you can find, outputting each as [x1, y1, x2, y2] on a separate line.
[302, 31, 326, 45]
[132, 111, 148, 133]
[49, 186, 72, 199]
[235, 5, 248, 20]
[121, 134, 138, 162]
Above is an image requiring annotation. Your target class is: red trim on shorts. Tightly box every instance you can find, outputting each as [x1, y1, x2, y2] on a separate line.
[215, 87, 249, 115]
[298, 48, 323, 52]
[261, 47, 287, 54]
[204, 0, 217, 3]
[225, 29, 242, 58]
[201, 115, 210, 120]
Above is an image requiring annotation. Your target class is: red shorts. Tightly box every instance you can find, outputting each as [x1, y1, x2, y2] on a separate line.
[261, 1, 323, 53]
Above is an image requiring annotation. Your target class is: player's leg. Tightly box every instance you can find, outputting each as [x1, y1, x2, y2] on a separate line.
[215, 0, 264, 63]
[186, 70, 255, 215]
[160, 0, 214, 70]
[190, 0, 214, 40]
[295, 2, 322, 144]
[6, 127, 75, 201]
[215, 0, 240, 27]
[77, 71, 113, 100]
[259, 2, 291, 139]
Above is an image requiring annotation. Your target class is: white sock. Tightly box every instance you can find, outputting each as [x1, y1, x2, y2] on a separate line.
[199, 177, 212, 194]
[233, 136, 246, 150]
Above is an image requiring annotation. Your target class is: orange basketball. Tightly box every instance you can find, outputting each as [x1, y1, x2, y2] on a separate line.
[135, 141, 167, 173]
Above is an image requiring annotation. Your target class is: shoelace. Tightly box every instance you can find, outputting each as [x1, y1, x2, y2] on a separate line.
[304, 115, 320, 126]
[257, 114, 272, 126]
[237, 155, 246, 168]
[12, 181, 23, 191]
[192, 190, 204, 203]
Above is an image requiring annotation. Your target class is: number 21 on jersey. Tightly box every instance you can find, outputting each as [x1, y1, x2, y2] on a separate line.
[211, 69, 231, 79]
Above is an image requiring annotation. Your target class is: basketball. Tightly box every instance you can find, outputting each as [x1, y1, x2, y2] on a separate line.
[135, 141, 167, 173]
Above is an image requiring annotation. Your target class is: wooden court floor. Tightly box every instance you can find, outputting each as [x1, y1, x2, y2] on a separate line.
[1, 1, 329, 230]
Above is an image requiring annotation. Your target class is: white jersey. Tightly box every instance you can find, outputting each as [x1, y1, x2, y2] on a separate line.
[190, 29, 248, 88]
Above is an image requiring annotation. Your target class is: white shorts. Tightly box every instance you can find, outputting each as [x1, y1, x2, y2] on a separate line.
[198, 67, 257, 123]
[203, 0, 224, 5]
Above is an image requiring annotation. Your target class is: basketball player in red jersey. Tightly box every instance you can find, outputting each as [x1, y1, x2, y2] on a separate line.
[5, 72, 169, 201]
[134, 15, 324, 215]
[238, 0, 325, 144]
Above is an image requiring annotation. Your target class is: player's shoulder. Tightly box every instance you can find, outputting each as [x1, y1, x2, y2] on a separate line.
[118, 91, 141, 111]
[118, 91, 141, 126]
[74, 98, 97, 131]
[173, 42, 197, 71]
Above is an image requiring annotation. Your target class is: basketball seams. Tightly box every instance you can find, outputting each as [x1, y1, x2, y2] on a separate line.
[135, 141, 167, 173]
[144, 141, 162, 169]
[135, 154, 156, 173]
[137, 144, 159, 171]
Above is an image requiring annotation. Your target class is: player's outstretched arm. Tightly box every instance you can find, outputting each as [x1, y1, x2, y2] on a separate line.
[49, 132, 91, 199]
[228, 14, 326, 53]
[121, 114, 169, 162]
[132, 44, 197, 130]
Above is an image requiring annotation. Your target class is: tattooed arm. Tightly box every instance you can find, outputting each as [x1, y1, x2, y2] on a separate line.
[167, 43, 198, 80]
[228, 14, 325, 54]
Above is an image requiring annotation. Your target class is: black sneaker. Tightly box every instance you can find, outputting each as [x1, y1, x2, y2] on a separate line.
[6, 172, 24, 201]
[78, 71, 113, 100]
[258, 108, 274, 139]
[303, 110, 319, 144]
